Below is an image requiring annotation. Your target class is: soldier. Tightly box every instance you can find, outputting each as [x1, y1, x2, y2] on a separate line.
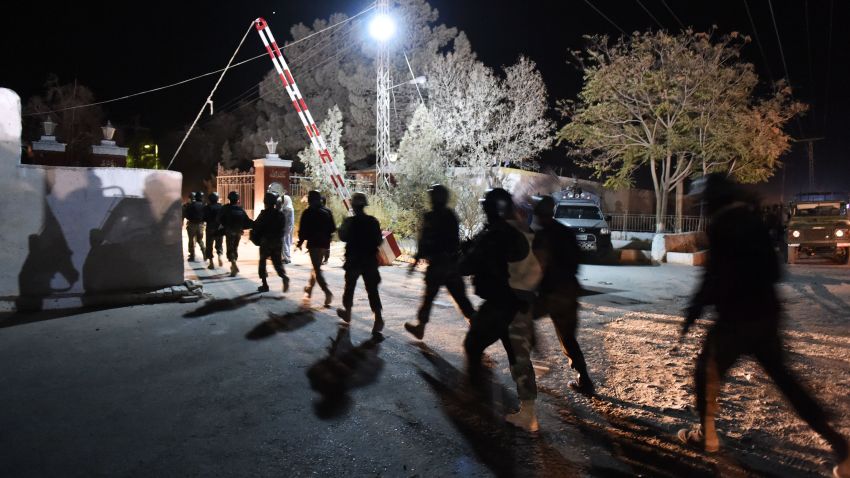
[336, 192, 384, 336]
[531, 195, 594, 395]
[182, 191, 205, 261]
[458, 188, 539, 432]
[677, 174, 850, 478]
[297, 190, 336, 308]
[321, 196, 331, 265]
[252, 192, 290, 293]
[404, 184, 475, 340]
[217, 191, 251, 277]
[203, 192, 224, 270]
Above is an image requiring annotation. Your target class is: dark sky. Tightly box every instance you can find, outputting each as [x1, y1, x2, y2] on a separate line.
[3, 0, 848, 199]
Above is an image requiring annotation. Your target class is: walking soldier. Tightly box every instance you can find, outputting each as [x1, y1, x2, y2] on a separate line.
[297, 190, 336, 308]
[217, 191, 251, 277]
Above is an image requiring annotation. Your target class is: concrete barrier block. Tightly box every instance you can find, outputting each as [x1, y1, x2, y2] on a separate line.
[666, 250, 708, 266]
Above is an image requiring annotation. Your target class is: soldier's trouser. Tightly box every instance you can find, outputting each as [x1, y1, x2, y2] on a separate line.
[205, 227, 223, 259]
[225, 232, 241, 262]
[259, 242, 287, 280]
[696, 321, 848, 460]
[417, 261, 476, 323]
[464, 295, 536, 400]
[306, 248, 331, 296]
[342, 264, 382, 313]
[186, 222, 204, 257]
[534, 284, 590, 380]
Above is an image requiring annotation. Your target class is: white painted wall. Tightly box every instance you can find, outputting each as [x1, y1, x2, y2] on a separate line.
[0, 88, 184, 310]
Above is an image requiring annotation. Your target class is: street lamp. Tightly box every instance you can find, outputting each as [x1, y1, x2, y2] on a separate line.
[388, 76, 426, 90]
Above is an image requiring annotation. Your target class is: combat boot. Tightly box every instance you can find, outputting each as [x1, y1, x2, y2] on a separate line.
[371, 311, 384, 336]
[677, 425, 720, 453]
[282, 276, 290, 293]
[404, 321, 426, 340]
[336, 307, 351, 323]
[230, 262, 239, 277]
[217, 254, 223, 267]
[568, 376, 595, 396]
[505, 400, 539, 433]
[323, 290, 333, 308]
[207, 258, 215, 270]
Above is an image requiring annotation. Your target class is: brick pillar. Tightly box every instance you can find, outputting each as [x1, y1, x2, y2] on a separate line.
[252, 154, 292, 219]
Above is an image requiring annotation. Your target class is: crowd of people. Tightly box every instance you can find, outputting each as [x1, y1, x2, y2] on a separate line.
[183, 177, 849, 477]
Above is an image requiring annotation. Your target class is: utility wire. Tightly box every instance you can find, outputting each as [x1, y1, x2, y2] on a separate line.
[582, 0, 625, 35]
[25, 3, 376, 117]
[823, 0, 834, 129]
[743, 0, 775, 85]
[167, 23, 254, 170]
[766, 0, 792, 87]
[659, 0, 685, 30]
[636, 0, 664, 30]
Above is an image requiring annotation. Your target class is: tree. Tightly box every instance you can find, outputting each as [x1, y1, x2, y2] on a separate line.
[559, 30, 803, 232]
[24, 75, 105, 164]
[296, 105, 346, 193]
[427, 42, 554, 180]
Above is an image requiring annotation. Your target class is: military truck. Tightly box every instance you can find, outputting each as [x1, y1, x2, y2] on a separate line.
[786, 192, 850, 264]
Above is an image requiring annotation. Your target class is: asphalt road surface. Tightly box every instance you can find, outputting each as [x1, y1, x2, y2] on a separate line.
[1, 238, 848, 477]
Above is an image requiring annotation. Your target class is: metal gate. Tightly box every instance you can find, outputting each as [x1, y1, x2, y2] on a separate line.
[216, 165, 255, 219]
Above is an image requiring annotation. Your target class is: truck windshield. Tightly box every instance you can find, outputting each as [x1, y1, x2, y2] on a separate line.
[793, 202, 842, 217]
[555, 205, 603, 220]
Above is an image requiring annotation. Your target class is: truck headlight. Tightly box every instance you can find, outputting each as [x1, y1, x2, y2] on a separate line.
[836, 229, 846, 238]
[791, 230, 801, 238]
[600, 228, 610, 235]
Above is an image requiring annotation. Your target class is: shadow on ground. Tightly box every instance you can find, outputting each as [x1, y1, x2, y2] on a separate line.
[183, 292, 263, 318]
[306, 325, 385, 420]
[245, 310, 315, 339]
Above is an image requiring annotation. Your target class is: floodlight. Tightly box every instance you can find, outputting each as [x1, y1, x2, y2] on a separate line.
[369, 13, 395, 42]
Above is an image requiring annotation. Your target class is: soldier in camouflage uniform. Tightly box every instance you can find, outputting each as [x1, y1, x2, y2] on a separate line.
[183, 191, 205, 261]
[217, 191, 251, 277]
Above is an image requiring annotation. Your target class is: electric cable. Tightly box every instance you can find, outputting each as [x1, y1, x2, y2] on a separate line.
[659, 0, 685, 30]
[636, 0, 664, 30]
[582, 0, 625, 35]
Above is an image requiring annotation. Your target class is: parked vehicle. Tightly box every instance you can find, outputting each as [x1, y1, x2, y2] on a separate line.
[785, 192, 850, 264]
[553, 191, 612, 259]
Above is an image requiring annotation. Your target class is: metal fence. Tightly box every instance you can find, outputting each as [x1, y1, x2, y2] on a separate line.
[608, 214, 705, 233]
[216, 170, 255, 219]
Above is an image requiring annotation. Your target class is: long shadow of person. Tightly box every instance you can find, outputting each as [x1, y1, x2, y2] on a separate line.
[306, 325, 384, 420]
[245, 310, 315, 340]
[16, 178, 78, 312]
[183, 292, 262, 318]
[415, 343, 583, 478]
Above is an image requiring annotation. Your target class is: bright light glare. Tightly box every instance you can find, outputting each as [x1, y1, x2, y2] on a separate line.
[369, 14, 396, 41]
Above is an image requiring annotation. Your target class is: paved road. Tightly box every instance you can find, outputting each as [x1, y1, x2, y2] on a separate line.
[1, 237, 847, 477]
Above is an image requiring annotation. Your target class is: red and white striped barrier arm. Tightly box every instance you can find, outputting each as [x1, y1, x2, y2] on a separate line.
[254, 17, 352, 211]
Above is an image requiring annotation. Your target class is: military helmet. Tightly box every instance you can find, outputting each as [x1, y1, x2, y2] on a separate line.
[532, 195, 555, 218]
[351, 192, 368, 209]
[428, 184, 450, 207]
[264, 191, 280, 208]
[227, 191, 240, 203]
[307, 190, 322, 206]
[193, 191, 204, 201]
[481, 187, 514, 219]
[208, 192, 220, 203]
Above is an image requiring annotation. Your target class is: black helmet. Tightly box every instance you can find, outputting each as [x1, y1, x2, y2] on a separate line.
[428, 184, 449, 208]
[307, 190, 322, 207]
[532, 195, 555, 218]
[351, 192, 368, 209]
[264, 191, 279, 208]
[689, 173, 743, 215]
[481, 188, 514, 221]
[227, 191, 239, 203]
[208, 192, 220, 204]
[193, 191, 204, 202]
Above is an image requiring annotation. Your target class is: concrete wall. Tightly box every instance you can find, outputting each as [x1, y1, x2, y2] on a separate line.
[1, 88, 184, 310]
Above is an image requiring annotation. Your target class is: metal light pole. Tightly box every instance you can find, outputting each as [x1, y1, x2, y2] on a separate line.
[373, 0, 393, 191]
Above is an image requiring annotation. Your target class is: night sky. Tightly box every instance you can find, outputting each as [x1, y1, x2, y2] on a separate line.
[3, 0, 848, 200]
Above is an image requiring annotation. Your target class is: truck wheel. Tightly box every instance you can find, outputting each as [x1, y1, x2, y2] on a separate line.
[786, 246, 797, 265]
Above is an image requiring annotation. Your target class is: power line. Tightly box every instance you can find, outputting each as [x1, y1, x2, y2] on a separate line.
[743, 0, 775, 85]
[659, 0, 685, 30]
[766, 0, 792, 87]
[582, 0, 625, 35]
[635, 0, 664, 30]
[25, 3, 376, 117]
[823, 0, 834, 129]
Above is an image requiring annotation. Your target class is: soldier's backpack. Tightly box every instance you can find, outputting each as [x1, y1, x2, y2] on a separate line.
[507, 220, 543, 297]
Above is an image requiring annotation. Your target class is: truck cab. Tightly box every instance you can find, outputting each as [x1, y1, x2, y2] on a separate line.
[553, 191, 612, 258]
[786, 192, 850, 264]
